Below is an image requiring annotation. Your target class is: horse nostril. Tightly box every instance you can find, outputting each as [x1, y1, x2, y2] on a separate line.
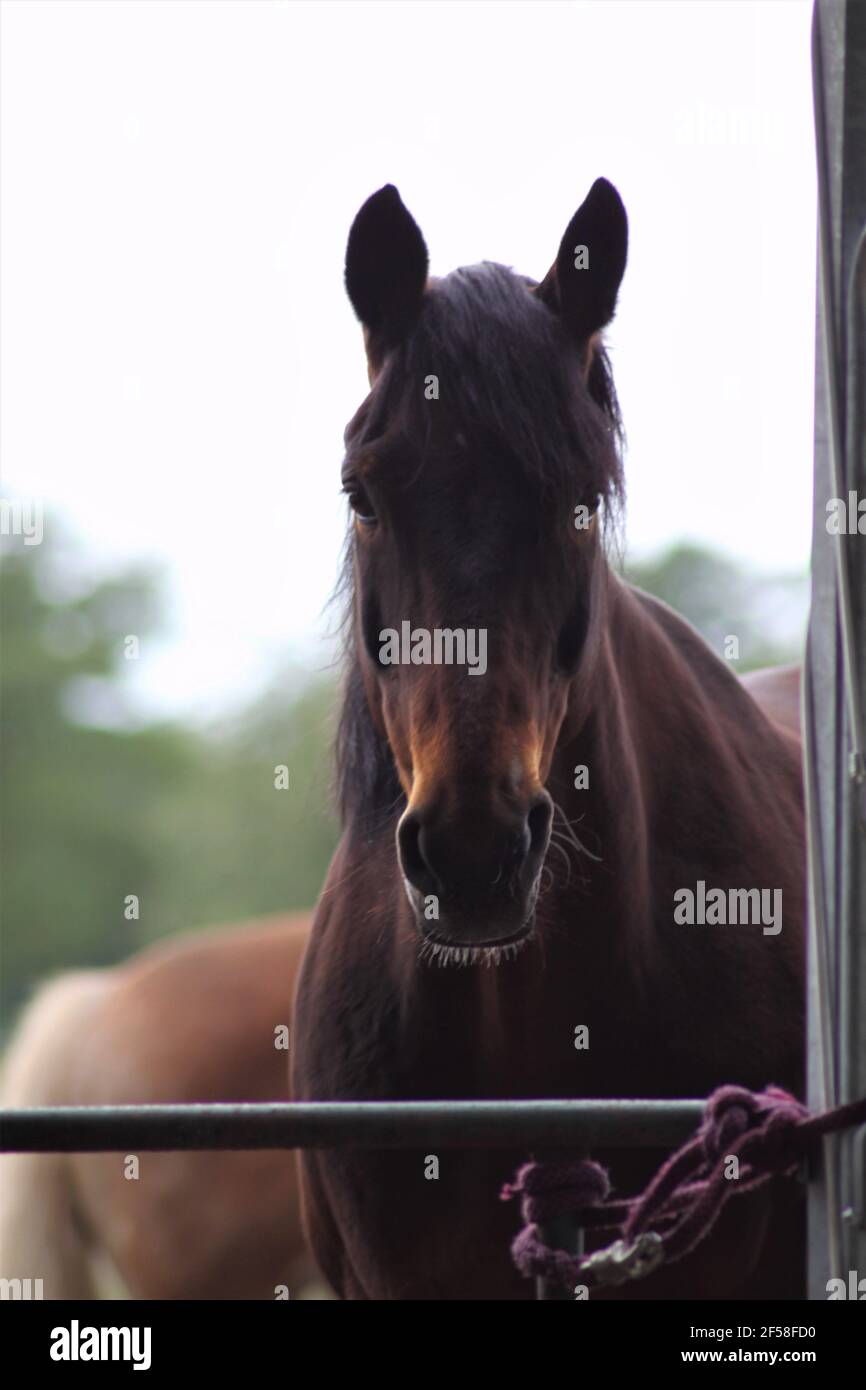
[400, 796, 553, 906]
[398, 812, 438, 894]
[526, 794, 553, 858]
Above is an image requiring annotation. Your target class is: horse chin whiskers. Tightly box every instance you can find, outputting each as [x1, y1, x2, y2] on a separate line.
[417, 930, 532, 970]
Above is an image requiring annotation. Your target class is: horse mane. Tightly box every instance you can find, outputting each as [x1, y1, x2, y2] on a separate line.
[334, 261, 625, 831]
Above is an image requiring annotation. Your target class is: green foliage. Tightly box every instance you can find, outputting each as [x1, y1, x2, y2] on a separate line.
[0, 529, 338, 1024]
[138, 678, 338, 947]
[623, 543, 807, 672]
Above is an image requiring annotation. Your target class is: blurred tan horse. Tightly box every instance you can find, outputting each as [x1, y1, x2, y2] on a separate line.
[0, 913, 317, 1299]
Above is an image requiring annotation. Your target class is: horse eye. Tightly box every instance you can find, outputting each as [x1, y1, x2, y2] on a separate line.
[345, 484, 377, 525]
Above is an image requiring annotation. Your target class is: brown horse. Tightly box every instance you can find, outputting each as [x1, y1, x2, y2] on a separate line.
[292, 180, 805, 1300]
[1, 914, 318, 1299]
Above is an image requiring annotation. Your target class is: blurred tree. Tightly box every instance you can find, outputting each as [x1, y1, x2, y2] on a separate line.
[139, 674, 338, 945]
[0, 528, 337, 1025]
[622, 543, 807, 672]
[2, 531, 185, 1015]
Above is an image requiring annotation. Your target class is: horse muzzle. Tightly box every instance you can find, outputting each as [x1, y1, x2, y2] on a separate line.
[397, 790, 552, 953]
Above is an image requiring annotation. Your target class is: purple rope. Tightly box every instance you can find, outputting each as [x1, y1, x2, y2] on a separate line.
[500, 1086, 866, 1291]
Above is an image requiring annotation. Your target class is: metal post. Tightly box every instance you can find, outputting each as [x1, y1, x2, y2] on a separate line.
[807, 0, 866, 1300]
[535, 1214, 584, 1301]
[529, 1143, 589, 1301]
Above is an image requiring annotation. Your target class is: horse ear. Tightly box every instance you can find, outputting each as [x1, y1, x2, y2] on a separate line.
[345, 185, 429, 361]
[536, 179, 628, 346]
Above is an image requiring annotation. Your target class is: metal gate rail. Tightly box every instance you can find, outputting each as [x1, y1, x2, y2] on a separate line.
[0, 1099, 705, 1153]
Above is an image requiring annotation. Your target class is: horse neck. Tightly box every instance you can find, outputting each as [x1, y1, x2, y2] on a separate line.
[550, 569, 744, 911]
[560, 562, 784, 807]
[550, 566, 800, 987]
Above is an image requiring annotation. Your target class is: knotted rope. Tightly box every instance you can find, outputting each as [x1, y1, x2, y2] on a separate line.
[500, 1085, 866, 1291]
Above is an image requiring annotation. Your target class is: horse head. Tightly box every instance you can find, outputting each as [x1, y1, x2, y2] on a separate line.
[338, 180, 627, 959]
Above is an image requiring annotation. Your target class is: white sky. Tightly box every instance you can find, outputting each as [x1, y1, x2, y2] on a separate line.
[1, 0, 816, 722]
